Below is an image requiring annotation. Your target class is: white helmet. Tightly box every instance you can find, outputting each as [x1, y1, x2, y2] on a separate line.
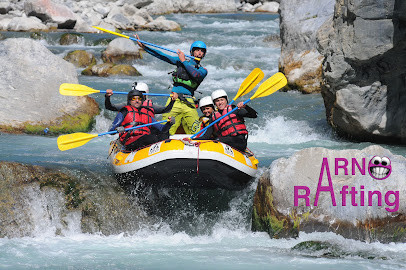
[132, 82, 149, 93]
[211, 89, 228, 102]
[199, 96, 214, 109]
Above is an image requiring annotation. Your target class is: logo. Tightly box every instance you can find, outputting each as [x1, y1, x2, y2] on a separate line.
[368, 156, 391, 180]
[293, 156, 399, 212]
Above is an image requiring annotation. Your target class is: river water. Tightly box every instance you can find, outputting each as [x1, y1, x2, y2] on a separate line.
[1, 13, 406, 269]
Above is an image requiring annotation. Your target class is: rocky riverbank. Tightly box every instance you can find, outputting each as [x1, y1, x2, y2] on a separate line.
[0, 0, 279, 33]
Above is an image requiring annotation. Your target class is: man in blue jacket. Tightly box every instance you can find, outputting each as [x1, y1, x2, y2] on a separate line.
[135, 34, 208, 135]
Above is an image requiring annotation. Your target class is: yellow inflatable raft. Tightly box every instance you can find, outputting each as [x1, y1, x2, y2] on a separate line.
[108, 135, 259, 190]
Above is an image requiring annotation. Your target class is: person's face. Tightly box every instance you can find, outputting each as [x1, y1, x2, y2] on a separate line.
[201, 106, 214, 116]
[214, 97, 227, 110]
[192, 48, 205, 58]
[130, 95, 143, 108]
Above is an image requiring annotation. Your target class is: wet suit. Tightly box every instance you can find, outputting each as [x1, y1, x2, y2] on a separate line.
[142, 46, 208, 135]
[198, 105, 257, 152]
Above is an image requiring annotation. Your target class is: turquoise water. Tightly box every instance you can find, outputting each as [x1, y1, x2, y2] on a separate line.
[1, 13, 406, 269]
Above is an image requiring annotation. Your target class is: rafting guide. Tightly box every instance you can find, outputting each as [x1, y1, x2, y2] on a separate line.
[293, 156, 400, 212]
[135, 33, 208, 135]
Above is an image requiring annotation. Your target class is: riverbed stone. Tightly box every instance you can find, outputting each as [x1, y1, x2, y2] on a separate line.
[0, 38, 99, 135]
[6, 16, 48, 31]
[24, 0, 76, 29]
[317, 0, 406, 143]
[63, 50, 96, 68]
[252, 145, 406, 243]
[59, 32, 83, 45]
[143, 15, 181, 31]
[102, 37, 142, 64]
[279, 0, 335, 93]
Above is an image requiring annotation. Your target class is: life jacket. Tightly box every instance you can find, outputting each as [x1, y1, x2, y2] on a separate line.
[172, 62, 199, 95]
[119, 105, 154, 145]
[142, 99, 155, 119]
[211, 105, 248, 137]
[200, 116, 210, 130]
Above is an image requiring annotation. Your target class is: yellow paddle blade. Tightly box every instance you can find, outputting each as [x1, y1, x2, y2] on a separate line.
[93, 26, 130, 39]
[233, 68, 264, 101]
[60, 83, 101, 96]
[251, 72, 287, 100]
[57, 133, 98, 151]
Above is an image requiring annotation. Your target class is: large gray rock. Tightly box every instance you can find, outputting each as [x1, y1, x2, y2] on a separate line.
[252, 146, 406, 243]
[102, 37, 142, 64]
[0, 38, 98, 134]
[143, 15, 181, 31]
[6, 16, 48, 31]
[279, 0, 335, 93]
[24, 0, 76, 29]
[317, 0, 406, 143]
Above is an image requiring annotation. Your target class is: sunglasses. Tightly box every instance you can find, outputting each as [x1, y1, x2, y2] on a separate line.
[131, 96, 143, 101]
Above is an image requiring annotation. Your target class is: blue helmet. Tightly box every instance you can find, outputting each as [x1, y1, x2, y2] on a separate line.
[190, 41, 207, 56]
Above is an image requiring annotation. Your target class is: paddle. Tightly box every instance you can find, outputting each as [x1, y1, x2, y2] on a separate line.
[228, 68, 264, 105]
[57, 120, 168, 151]
[191, 72, 287, 139]
[59, 83, 170, 97]
[93, 26, 201, 61]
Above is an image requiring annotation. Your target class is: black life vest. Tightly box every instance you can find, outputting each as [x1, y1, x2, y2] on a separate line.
[211, 105, 248, 137]
[119, 105, 154, 145]
[172, 62, 199, 95]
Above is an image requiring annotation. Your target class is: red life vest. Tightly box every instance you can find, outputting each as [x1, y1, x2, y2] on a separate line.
[211, 105, 248, 137]
[119, 105, 154, 145]
[142, 99, 155, 119]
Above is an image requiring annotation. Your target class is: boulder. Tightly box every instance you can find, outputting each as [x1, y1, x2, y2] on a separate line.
[81, 63, 141, 77]
[278, 0, 335, 93]
[24, 0, 76, 29]
[7, 16, 48, 31]
[143, 16, 181, 31]
[59, 32, 84, 45]
[255, 2, 279, 13]
[102, 37, 142, 64]
[317, 0, 406, 143]
[63, 50, 96, 68]
[252, 145, 406, 243]
[0, 38, 99, 134]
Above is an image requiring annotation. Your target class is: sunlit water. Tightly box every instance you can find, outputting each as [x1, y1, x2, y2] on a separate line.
[1, 13, 406, 269]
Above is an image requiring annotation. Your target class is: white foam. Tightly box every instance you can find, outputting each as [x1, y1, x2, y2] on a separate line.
[249, 115, 324, 145]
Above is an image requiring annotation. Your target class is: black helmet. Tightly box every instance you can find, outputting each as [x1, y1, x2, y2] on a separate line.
[127, 90, 144, 104]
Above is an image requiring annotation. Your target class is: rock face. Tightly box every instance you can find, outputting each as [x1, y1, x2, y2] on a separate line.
[0, 161, 148, 237]
[278, 0, 335, 93]
[317, 0, 406, 143]
[252, 145, 406, 243]
[0, 38, 99, 134]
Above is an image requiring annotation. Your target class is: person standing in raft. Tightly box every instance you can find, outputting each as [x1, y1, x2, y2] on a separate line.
[109, 90, 175, 151]
[135, 34, 208, 135]
[196, 89, 257, 152]
[105, 81, 178, 114]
